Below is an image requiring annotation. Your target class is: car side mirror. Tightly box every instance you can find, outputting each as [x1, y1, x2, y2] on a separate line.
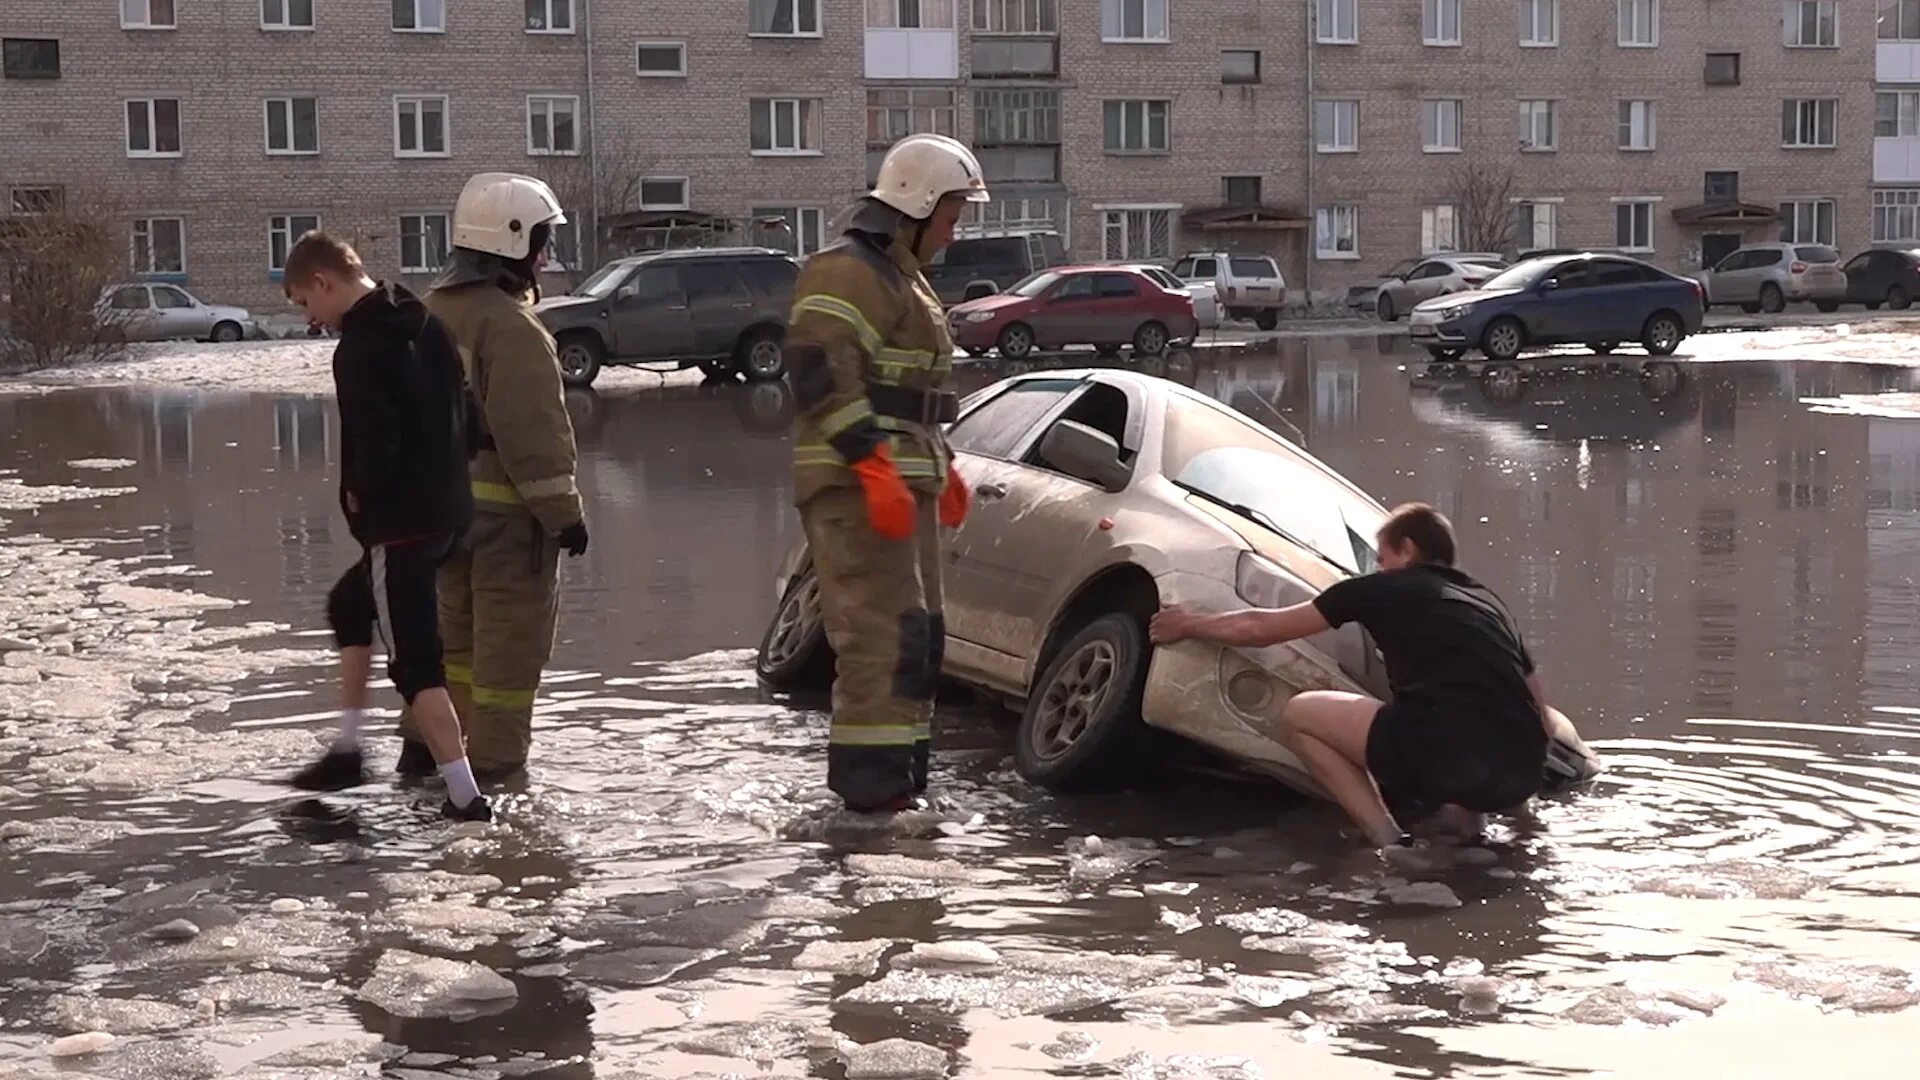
[1038, 420, 1128, 493]
[616, 282, 639, 301]
[1537, 278, 1560, 293]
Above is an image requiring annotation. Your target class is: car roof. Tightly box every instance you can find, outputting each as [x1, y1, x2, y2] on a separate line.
[1050, 264, 1144, 275]
[614, 246, 789, 266]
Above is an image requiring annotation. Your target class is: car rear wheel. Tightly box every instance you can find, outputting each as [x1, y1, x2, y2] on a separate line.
[736, 327, 785, 382]
[1132, 321, 1169, 356]
[211, 321, 243, 344]
[1376, 293, 1397, 322]
[557, 334, 604, 388]
[1015, 614, 1151, 790]
[1253, 309, 1279, 331]
[1587, 341, 1617, 355]
[1891, 285, 1912, 311]
[1481, 317, 1525, 362]
[1759, 284, 1785, 314]
[1815, 300, 1840, 314]
[997, 322, 1036, 360]
[756, 567, 833, 691]
[1642, 311, 1684, 357]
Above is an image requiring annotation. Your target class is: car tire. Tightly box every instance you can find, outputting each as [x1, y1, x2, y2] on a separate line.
[1014, 613, 1151, 790]
[1740, 301, 1762, 315]
[1481, 364, 1527, 405]
[1588, 341, 1617, 355]
[211, 321, 243, 344]
[756, 566, 833, 691]
[997, 322, 1036, 360]
[1891, 285, 1912, 311]
[1641, 311, 1684, 357]
[1759, 284, 1785, 314]
[557, 333, 604, 389]
[1376, 293, 1397, 322]
[736, 327, 785, 382]
[962, 346, 988, 358]
[1132, 321, 1169, 356]
[1815, 300, 1840, 314]
[1253, 309, 1279, 331]
[1481, 317, 1525, 362]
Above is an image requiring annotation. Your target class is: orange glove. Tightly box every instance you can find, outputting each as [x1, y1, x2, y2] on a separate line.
[850, 444, 916, 541]
[938, 464, 968, 528]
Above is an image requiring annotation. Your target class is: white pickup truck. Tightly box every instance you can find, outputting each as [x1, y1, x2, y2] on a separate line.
[1172, 251, 1287, 330]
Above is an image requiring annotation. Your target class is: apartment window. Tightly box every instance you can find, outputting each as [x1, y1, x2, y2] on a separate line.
[1705, 52, 1741, 85]
[262, 0, 314, 29]
[264, 97, 318, 155]
[1315, 204, 1358, 258]
[1877, 91, 1920, 137]
[400, 213, 450, 273]
[526, 96, 579, 155]
[1618, 0, 1658, 46]
[132, 217, 185, 275]
[122, 0, 176, 29]
[1520, 0, 1557, 45]
[1518, 100, 1556, 150]
[1, 38, 60, 79]
[1515, 200, 1558, 248]
[1883, 0, 1920, 40]
[867, 88, 957, 144]
[752, 0, 822, 36]
[392, 0, 446, 32]
[1222, 49, 1260, 84]
[394, 96, 448, 156]
[268, 214, 320, 274]
[1778, 199, 1836, 245]
[1100, 207, 1173, 261]
[1618, 100, 1656, 150]
[1315, 99, 1358, 152]
[751, 98, 822, 154]
[1787, 1, 1836, 47]
[1421, 205, 1458, 253]
[526, 0, 574, 33]
[9, 186, 64, 215]
[974, 88, 1059, 144]
[637, 42, 688, 76]
[1422, 99, 1462, 152]
[1782, 98, 1837, 147]
[1704, 170, 1740, 202]
[1100, 0, 1168, 42]
[547, 217, 581, 272]
[1614, 200, 1655, 252]
[752, 206, 826, 256]
[640, 178, 690, 211]
[1223, 175, 1262, 206]
[1317, 0, 1357, 43]
[1873, 188, 1920, 242]
[867, 0, 956, 28]
[973, 0, 1056, 32]
[126, 98, 182, 158]
[1104, 100, 1170, 154]
[1423, 0, 1461, 45]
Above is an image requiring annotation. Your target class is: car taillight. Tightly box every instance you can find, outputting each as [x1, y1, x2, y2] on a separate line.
[1790, 261, 1809, 274]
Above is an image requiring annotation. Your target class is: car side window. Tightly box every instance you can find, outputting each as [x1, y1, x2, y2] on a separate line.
[110, 287, 149, 310]
[1029, 382, 1133, 478]
[1096, 273, 1138, 298]
[1713, 252, 1746, 273]
[152, 287, 194, 309]
[738, 258, 797, 297]
[1192, 258, 1218, 278]
[1550, 264, 1594, 290]
[681, 262, 750, 304]
[1171, 258, 1195, 278]
[1588, 260, 1647, 287]
[626, 266, 683, 304]
[1412, 262, 1449, 280]
[946, 380, 1081, 460]
[1052, 275, 1097, 301]
[1751, 249, 1784, 267]
[1845, 253, 1871, 273]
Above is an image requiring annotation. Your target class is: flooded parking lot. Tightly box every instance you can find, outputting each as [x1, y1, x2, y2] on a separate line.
[4, 337, 1920, 1078]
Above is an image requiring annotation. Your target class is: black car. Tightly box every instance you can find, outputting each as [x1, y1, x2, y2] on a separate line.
[1842, 248, 1920, 311]
[923, 231, 1068, 306]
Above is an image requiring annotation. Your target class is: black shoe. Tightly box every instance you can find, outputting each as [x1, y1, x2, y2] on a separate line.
[395, 739, 436, 778]
[290, 748, 367, 792]
[441, 794, 493, 823]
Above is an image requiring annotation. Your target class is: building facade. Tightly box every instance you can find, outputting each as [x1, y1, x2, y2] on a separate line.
[0, 1, 1886, 311]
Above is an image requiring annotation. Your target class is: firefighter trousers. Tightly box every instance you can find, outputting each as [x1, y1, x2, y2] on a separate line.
[799, 486, 943, 811]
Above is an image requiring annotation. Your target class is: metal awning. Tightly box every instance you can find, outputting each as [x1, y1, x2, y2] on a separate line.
[1671, 201, 1777, 226]
[1181, 205, 1310, 232]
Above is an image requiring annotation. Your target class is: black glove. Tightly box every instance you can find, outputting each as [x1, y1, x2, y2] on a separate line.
[557, 521, 589, 558]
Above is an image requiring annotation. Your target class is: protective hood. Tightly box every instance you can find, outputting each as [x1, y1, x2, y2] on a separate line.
[435, 246, 538, 299]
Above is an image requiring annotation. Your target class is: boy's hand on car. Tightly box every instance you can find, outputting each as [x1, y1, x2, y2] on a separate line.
[1149, 606, 1196, 645]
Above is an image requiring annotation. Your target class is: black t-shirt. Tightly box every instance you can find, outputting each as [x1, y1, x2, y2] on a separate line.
[1312, 564, 1539, 724]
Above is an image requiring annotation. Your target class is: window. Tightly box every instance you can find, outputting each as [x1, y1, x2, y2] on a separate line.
[974, 88, 1059, 144]
[527, 95, 579, 155]
[750, 98, 822, 154]
[1222, 49, 1260, 84]
[132, 218, 185, 275]
[1883, 0, 1920, 40]
[1520, 0, 1557, 45]
[1315, 204, 1357, 258]
[1705, 52, 1740, 85]
[109, 286, 149, 311]
[1515, 200, 1557, 248]
[1422, 99, 1461, 152]
[949, 379, 1079, 459]
[399, 213, 450, 273]
[122, 0, 175, 29]
[640, 177, 690, 210]
[262, 0, 314, 29]
[1782, 98, 1837, 147]
[1788, 1, 1836, 47]
[867, 88, 957, 144]
[125, 98, 182, 158]
[1704, 170, 1740, 202]
[1778, 199, 1836, 245]
[972, 0, 1056, 32]
[548, 217, 581, 272]
[9, 186, 64, 214]
[1, 38, 59, 79]
[1618, 0, 1657, 46]
[1100, 207, 1173, 261]
[1618, 100, 1656, 150]
[394, 95, 448, 156]
[752, 0, 822, 36]
[263, 97, 318, 155]
[268, 214, 320, 274]
[637, 42, 688, 76]
[1421, 205, 1458, 253]
[1223, 175, 1262, 206]
[1873, 188, 1920, 242]
[1101, 0, 1168, 41]
[1315, 99, 1357, 152]
[1614, 200, 1655, 252]
[1423, 0, 1461, 45]
[1518, 100, 1556, 150]
[526, 0, 574, 32]
[392, 0, 446, 32]
[1104, 100, 1170, 153]
[1878, 91, 1920, 137]
[866, 0, 955, 28]
[152, 285, 195, 310]
[751, 206, 826, 256]
[1317, 0, 1357, 43]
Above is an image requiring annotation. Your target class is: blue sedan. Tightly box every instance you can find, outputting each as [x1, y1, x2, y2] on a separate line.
[1406, 253, 1705, 362]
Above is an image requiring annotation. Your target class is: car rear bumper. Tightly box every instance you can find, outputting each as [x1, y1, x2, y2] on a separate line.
[1785, 277, 1847, 300]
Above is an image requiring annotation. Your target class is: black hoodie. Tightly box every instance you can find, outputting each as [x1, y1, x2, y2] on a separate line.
[332, 282, 475, 546]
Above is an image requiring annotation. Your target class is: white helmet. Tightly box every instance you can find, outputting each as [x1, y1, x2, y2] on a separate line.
[869, 134, 990, 220]
[450, 172, 567, 260]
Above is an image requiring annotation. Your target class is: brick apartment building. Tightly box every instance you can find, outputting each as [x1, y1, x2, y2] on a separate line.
[0, 1, 1904, 311]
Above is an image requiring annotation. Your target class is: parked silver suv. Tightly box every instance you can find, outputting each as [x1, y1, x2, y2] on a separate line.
[1692, 242, 1846, 314]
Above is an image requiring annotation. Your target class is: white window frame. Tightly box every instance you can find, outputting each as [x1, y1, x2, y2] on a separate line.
[393, 95, 449, 158]
[1786, 1, 1837, 48]
[635, 40, 688, 77]
[399, 212, 451, 274]
[751, 206, 827, 256]
[1873, 188, 1920, 243]
[1879, 90, 1920, 138]
[525, 0, 576, 34]
[751, 97, 823, 155]
[1617, 0, 1658, 47]
[1778, 198, 1836, 245]
[1422, 98, 1461, 153]
[1314, 204, 1358, 259]
[1098, 205, 1177, 262]
[1422, 0, 1461, 46]
[749, 0, 823, 38]
[392, 0, 446, 33]
[1103, 99, 1170, 154]
[268, 213, 320, 274]
[1315, 99, 1358, 153]
[1783, 97, 1837, 148]
[260, 0, 314, 31]
[972, 0, 1056, 33]
[263, 96, 319, 156]
[639, 177, 691, 211]
[1421, 205, 1459, 254]
[1618, 99, 1656, 151]
[125, 98, 182, 159]
[1613, 198, 1656, 253]
[131, 216, 186, 275]
[1100, 0, 1169, 43]
[121, 0, 175, 30]
[1518, 99, 1556, 151]
[1513, 198, 1560, 249]
[1316, 0, 1357, 44]
[547, 216, 581, 273]
[526, 95, 580, 156]
[1520, 0, 1557, 46]
[867, 0, 958, 29]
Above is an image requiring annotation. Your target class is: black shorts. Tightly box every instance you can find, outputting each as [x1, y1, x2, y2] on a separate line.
[1366, 701, 1546, 818]
[326, 534, 457, 704]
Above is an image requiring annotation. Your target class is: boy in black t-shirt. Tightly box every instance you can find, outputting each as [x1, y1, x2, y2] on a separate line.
[1150, 503, 1550, 849]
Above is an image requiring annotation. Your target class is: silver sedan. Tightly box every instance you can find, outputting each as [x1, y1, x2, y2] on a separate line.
[1376, 255, 1508, 322]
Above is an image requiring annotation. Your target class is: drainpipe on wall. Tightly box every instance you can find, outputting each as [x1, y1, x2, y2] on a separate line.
[584, 0, 601, 266]
[1303, 0, 1316, 306]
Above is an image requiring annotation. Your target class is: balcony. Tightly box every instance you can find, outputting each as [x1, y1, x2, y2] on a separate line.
[866, 27, 957, 79]
[971, 36, 1057, 78]
[1877, 136, 1920, 183]
[1881, 42, 1920, 83]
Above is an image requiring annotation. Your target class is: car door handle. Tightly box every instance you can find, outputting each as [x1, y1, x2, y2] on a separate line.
[975, 482, 1008, 501]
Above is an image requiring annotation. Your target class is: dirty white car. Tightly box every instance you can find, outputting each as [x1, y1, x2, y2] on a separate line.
[757, 369, 1601, 796]
[97, 283, 260, 343]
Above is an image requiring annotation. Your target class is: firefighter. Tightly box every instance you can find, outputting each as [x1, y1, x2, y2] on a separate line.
[395, 172, 588, 779]
[788, 134, 989, 812]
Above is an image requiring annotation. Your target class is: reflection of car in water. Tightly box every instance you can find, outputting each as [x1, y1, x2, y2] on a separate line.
[1411, 360, 1698, 442]
[564, 378, 797, 448]
[757, 369, 1601, 795]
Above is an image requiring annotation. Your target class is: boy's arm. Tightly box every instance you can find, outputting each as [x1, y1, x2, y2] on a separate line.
[1150, 602, 1330, 648]
[335, 342, 407, 506]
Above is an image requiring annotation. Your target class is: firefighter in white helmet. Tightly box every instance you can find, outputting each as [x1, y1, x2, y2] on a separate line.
[395, 172, 587, 781]
[784, 133, 990, 812]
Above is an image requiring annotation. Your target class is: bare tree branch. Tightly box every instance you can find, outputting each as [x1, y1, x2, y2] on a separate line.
[1449, 162, 1518, 254]
[1, 189, 131, 372]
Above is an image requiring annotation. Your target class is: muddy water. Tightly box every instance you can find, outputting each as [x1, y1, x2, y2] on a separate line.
[4, 341, 1920, 1078]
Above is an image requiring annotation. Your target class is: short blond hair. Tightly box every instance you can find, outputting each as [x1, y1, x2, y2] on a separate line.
[283, 231, 364, 290]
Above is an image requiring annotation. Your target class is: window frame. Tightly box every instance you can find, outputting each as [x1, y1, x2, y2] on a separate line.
[121, 0, 176, 31]
[1221, 48, 1260, 84]
[1518, 99, 1557, 151]
[1314, 98, 1358, 153]
[125, 97, 183, 159]
[391, 0, 447, 33]
[866, 86, 957, 146]
[750, 205, 827, 256]
[1613, 199, 1656, 253]
[1786, 0, 1837, 48]
[526, 94, 581, 156]
[1782, 97, 1838, 148]
[1422, 98, 1462, 153]
[1098, 205, 1176, 262]
[750, 0, 823, 37]
[1, 37, 61, 80]
[1617, 0, 1658, 47]
[635, 40, 689, 77]
[1618, 99, 1656, 151]
[131, 216, 186, 276]
[267, 213, 320, 275]
[1422, 0, 1462, 46]
[398, 211, 451, 274]
[1519, 0, 1557, 46]
[1099, 0, 1170, 44]
[639, 176, 692, 211]
[1778, 198, 1837, 245]
[1102, 99, 1171, 155]
[1316, 0, 1357, 44]
[750, 97, 823, 155]
[1421, 205, 1459, 254]
[1314, 203, 1359, 260]
[263, 96, 319, 156]
[260, 0, 315, 31]
[392, 94, 450, 158]
[1704, 170, 1740, 202]
[971, 0, 1057, 33]
[1514, 198, 1559, 249]
[1873, 188, 1920, 243]
[8, 186, 64, 215]
[525, 0, 576, 35]
[1222, 175, 1262, 207]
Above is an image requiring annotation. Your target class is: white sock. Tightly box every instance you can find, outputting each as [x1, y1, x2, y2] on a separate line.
[440, 758, 481, 808]
[331, 708, 367, 752]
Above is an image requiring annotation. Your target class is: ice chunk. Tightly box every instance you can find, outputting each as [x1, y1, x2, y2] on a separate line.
[792, 938, 893, 976]
[570, 945, 722, 988]
[1216, 908, 1316, 936]
[377, 870, 504, 898]
[844, 854, 985, 884]
[1384, 881, 1462, 909]
[257, 1036, 388, 1067]
[1039, 1030, 1097, 1061]
[48, 1031, 115, 1057]
[1066, 835, 1158, 883]
[902, 941, 1001, 968]
[1630, 860, 1825, 901]
[1563, 984, 1725, 1026]
[356, 949, 518, 1020]
[1157, 909, 1202, 934]
[268, 898, 306, 915]
[677, 1020, 810, 1064]
[842, 1037, 948, 1079]
[53, 995, 197, 1035]
[841, 948, 1196, 1017]
[1143, 882, 1198, 896]
[1228, 973, 1318, 1009]
[146, 919, 200, 942]
[1442, 958, 1485, 979]
[1739, 961, 1920, 1012]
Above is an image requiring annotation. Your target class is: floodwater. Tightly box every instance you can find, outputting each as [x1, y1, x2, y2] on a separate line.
[5, 338, 1920, 1078]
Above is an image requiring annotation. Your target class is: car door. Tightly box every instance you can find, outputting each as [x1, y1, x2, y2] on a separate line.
[678, 261, 755, 359]
[1401, 260, 1453, 305]
[1088, 272, 1143, 347]
[1705, 250, 1750, 304]
[1746, 249, 1789, 302]
[1843, 251, 1876, 304]
[1579, 259, 1657, 342]
[608, 264, 693, 360]
[150, 285, 204, 339]
[1188, 255, 1220, 296]
[105, 286, 158, 341]
[1528, 261, 1597, 341]
[1030, 273, 1097, 347]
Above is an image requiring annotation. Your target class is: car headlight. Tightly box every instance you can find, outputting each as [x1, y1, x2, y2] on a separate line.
[963, 311, 997, 323]
[1437, 302, 1476, 321]
[1234, 551, 1290, 607]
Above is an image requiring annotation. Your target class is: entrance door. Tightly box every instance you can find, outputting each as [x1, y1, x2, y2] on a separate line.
[1701, 232, 1742, 270]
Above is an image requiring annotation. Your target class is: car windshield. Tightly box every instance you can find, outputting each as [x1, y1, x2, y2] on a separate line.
[1478, 259, 1559, 291]
[1794, 246, 1840, 264]
[1135, 267, 1181, 290]
[938, 238, 1025, 267]
[574, 263, 631, 298]
[1008, 271, 1063, 297]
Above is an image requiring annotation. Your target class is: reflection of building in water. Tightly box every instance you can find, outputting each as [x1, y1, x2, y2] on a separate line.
[1863, 418, 1920, 706]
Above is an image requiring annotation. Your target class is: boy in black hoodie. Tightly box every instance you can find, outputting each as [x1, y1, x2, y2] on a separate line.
[281, 232, 491, 821]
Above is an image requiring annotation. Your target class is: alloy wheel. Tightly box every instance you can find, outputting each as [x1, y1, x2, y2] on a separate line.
[1030, 640, 1117, 761]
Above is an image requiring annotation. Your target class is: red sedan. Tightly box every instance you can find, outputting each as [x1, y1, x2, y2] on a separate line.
[947, 265, 1199, 360]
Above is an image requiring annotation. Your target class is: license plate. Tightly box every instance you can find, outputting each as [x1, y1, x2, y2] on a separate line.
[1410, 323, 1437, 338]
